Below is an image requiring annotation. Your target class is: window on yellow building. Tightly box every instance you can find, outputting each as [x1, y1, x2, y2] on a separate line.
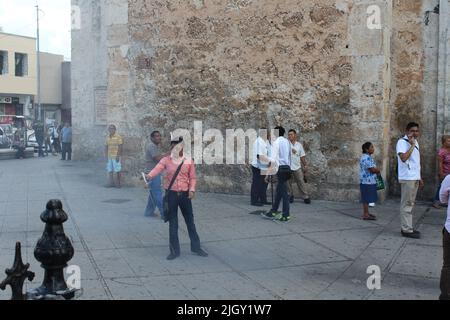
[15, 52, 28, 77]
[0, 51, 8, 75]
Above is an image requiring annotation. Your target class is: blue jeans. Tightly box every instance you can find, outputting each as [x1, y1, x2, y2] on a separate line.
[436, 183, 441, 202]
[272, 166, 290, 217]
[144, 174, 164, 217]
[167, 191, 201, 255]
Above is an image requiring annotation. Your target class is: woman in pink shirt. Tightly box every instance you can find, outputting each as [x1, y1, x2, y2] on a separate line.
[434, 136, 450, 208]
[146, 137, 208, 260]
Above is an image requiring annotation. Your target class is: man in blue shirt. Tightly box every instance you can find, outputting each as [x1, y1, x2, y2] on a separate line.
[61, 123, 72, 161]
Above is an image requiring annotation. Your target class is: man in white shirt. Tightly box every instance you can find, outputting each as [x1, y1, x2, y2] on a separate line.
[287, 129, 311, 204]
[396, 122, 423, 239]
[262, 126, 292, 222]
[438, 174, 450, 299]
[251, 128, 271, 206]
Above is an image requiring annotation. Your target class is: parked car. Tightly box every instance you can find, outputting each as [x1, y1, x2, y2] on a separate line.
[0, 124, 13, 139]
[27, 130, 39, 151]
[0, 126, 12, 149]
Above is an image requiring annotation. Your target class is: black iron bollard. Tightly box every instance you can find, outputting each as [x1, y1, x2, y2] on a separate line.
[27, 200, 76, 300]
[0, 242, 35, 300]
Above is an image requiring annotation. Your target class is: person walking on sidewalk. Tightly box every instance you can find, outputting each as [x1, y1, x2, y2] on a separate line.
[51, 123, 61, 154]
[144, 131, 170, 219]
[439, 175, 450, 300]
[287, 129, 311, 204]
[33, 121, 45, 158]
[396, 122, 423, 239]
[359, 142, 380, 221]
[250, 128, 271, 206]
[12, 129, 25, 159]
[262, 126, 292, 222]
[433, 135, 450, 209]
[105, 124, 123, 188]
[145, 137, 208, 260]
[61, 123, 72, 161]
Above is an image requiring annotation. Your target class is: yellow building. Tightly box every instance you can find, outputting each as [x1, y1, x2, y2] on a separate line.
[39, 52, 65, 124]
[0, 32, 37, 119]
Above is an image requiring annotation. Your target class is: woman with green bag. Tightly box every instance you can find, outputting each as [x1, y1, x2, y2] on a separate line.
[360, 142, 381, 220]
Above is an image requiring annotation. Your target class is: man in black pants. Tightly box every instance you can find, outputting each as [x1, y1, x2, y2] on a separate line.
[61, 123, 72, 161]
[262, 126, 292, 222]
[251, 128, 271, 206]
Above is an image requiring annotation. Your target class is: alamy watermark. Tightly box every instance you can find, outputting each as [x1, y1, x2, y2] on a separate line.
[366, 265, 381, 290]
[66, 265, 81, 290]
[169, 121, 283, 175]
[367, 5, 382, 30]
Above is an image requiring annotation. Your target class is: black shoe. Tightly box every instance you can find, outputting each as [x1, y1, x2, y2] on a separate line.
[192, 249, 208, 257]
[261, 210, 280, 220]
[251, 202, 263, 207]
[401, 230, 421, 239]
[304, 198, 311, 204]
[167, 253, 180, 260]
[289, 196, 294, 204]
[262, 201, 272, 205]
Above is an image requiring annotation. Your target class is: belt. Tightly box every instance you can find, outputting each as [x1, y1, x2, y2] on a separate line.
[167, 190, 189, 196]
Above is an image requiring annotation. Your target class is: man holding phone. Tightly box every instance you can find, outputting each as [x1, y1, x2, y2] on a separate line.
[396, 122, 423, 239]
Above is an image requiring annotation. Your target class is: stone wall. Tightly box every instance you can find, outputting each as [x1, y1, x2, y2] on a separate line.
[116, 0, 390, 200]
[72, 0, 110, 160]
[72, 0, 443, 201]
[389, 0, 439, 199]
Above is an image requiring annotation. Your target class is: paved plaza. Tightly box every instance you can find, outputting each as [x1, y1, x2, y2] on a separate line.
[0, 157, 446, 300]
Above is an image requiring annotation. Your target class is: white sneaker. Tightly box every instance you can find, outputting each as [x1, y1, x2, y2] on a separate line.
[369, 203, 375, 207]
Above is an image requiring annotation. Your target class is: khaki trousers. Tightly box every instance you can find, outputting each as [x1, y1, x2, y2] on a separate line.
[399, 180, 419, 233]
[288, 169, 310, 200]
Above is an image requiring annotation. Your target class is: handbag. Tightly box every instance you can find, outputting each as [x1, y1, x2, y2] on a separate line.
[376, 175, 385, 191]
[163, 160, 185, 223]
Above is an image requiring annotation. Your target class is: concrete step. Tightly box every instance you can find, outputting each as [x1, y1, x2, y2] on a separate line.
[0, 148, 35, 160]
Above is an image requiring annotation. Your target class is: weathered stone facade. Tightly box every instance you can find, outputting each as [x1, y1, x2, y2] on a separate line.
[72, 0, 447, 201]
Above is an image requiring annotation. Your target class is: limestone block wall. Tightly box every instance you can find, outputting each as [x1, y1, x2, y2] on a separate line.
[72, 0, 442, 201]
[388, 0, 439, 199]
[117, 0, 391, 200]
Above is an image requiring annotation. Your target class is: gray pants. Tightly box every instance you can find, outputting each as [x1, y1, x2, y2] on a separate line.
[399, 180, 419, 233]
[288, 169, 310, 200]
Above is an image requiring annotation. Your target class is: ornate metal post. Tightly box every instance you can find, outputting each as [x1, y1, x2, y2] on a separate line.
[0, 242, 35, 300]
[27, 200, 76, 300]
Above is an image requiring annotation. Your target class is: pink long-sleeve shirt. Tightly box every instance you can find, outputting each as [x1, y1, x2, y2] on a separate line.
[439, 175, 450, 233]
[148, 156, 197, 192]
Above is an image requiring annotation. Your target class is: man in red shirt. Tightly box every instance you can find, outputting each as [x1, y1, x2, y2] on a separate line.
[146, 137, 208, 260]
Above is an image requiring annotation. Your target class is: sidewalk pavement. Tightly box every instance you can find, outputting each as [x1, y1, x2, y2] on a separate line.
[0, 156, 446, 300]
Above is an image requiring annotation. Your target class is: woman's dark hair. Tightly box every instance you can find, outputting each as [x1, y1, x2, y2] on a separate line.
[170, 136, 183, 146]
[274, 126, 286, 137]
[362, 142, 373, 154]
[289, 129, 297, 134]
